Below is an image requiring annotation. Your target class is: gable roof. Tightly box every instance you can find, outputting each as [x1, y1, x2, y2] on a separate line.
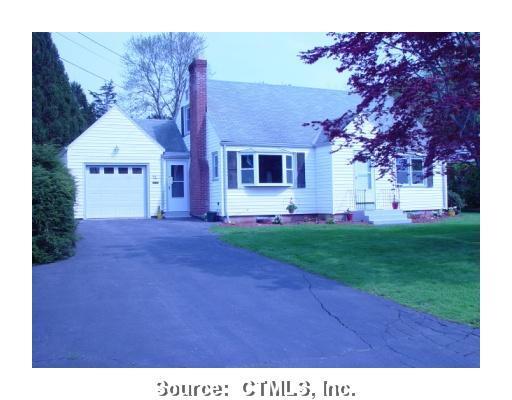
[134, 118, 187, 152]
[207, 80, 360, 148]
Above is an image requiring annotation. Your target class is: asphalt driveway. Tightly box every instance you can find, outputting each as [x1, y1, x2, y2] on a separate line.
[33, 219, 479, 367]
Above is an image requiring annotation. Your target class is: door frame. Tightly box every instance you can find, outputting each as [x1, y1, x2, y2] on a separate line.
[165, 159, 190, 213]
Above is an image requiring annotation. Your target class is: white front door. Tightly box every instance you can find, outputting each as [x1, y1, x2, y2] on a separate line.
[353, 160, 375, 210]
[166, 160, 189, 213]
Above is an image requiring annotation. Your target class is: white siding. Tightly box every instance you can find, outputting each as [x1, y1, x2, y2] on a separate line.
[66, 106, 164, 219]
[314, 145, 333, 213]
[327, 140, 446, 213]
[206, 120, 223, 213]
[398, 162, 445, 211]
[224, 146, 316, 216]
[331, 146, 357, 213]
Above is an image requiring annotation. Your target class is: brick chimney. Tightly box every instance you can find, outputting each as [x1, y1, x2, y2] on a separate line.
[188, 59, 209, 217]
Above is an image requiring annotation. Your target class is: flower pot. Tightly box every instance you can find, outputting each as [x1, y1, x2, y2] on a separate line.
[288, 209, 295, 214]
[346, 213, 353, 222]
[392, 201, 399, 210]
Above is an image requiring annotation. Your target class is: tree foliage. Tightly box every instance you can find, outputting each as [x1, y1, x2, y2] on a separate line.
[89, 79, 117, 119]
[71, 82, 96, 128]
[448, 162, 480, 210]
[32, 144, 76, 264]
[32, 32, 86, 147]
[122, 32, 205, 119]
[301, 32, 480, 173]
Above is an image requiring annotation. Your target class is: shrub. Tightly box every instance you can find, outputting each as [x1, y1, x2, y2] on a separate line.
[32, 145, 76, 264]
[448, 162, 479, 210]
[448, 190, 466, 211]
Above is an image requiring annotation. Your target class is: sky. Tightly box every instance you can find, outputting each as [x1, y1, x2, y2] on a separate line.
[52, 32, 350, 101]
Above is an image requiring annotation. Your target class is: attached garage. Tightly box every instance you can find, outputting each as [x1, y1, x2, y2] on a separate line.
[63, 106, 167, 219]
[63, 106, 188, 219]
[84, 165, 147, 218]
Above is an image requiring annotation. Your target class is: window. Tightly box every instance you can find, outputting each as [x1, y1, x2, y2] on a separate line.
[118, 167, 128, 174]
[396, 158, 409, 184]
[171, 165, 185, 197]
[258, 155, 282, 183]
[285, 155, 293, 184]
[89, 167, 100, 174]
[181, 105, 191, 136]
[132, 167, 142, 174]
[235, 153, 304, 186]
[396, 157, 431, 186]
[241, 154, 254, 184]
[212, 152, 219, 180]
[104, 167, 114, 174]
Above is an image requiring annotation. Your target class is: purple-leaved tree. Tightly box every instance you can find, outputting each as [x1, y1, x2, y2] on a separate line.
[300, 32, 480, 174]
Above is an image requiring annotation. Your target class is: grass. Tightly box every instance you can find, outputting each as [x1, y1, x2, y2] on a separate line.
[213, 213, 480, 326]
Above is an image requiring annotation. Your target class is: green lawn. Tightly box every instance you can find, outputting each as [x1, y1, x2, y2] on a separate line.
[213, 213, 480, 326]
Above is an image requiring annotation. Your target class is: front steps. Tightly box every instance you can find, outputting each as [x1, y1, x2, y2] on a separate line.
[352, 209, 411, 225]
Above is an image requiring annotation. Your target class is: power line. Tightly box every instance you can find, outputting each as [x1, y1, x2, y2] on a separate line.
[77, 32, 133, 64]
[53, 32, 120, 66]
[59, 56, 126, 91]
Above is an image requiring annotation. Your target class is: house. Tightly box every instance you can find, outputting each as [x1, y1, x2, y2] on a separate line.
[63, 59, 448, 224]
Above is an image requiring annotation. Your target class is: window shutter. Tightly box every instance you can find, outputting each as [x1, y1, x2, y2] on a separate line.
[297, 152, 306, 188]
[227, 151, 238, 189]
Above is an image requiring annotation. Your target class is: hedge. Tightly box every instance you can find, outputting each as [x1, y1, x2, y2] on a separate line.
[32, 144, 76, 264]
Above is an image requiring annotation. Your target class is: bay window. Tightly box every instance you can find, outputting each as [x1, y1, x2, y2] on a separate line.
[234, 152, 305, 187]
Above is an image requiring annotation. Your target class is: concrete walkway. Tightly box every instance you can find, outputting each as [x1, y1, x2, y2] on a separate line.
[33, 219, 479, 367]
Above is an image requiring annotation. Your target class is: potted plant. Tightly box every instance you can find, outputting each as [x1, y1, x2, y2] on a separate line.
[272, 215, 282, 225]
[286, 198, 298, 214]
[392, 197, 399, 210]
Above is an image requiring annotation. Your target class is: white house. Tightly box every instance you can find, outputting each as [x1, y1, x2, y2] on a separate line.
[62, 59, 448, 224]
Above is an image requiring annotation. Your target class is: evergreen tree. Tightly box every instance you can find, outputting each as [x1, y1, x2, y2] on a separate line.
[32, 32, 85, 147]
[71, 82, 96, 128]
[89, 80, 117, 118]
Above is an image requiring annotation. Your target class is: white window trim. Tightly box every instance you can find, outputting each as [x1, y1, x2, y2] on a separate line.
[396, 156, 429, 187]
[238, 152, 294, 187]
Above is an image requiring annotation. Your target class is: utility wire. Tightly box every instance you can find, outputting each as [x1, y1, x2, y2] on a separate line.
[77, 32, 134, 65]
[59, 56, 127, 91]
[53, 32, 120, 66]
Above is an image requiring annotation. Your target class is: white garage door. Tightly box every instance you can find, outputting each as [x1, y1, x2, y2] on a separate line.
[85, 165, 147, 218]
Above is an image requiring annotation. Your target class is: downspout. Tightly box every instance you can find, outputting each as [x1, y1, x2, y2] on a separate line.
[221, 143, 230, 223]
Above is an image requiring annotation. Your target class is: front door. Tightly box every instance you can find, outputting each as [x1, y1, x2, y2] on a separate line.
[166, 161, 189, 214]
[353, 160, 375, 210]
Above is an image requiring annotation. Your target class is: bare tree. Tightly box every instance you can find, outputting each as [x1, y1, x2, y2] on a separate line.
[122, 33, 205, 119]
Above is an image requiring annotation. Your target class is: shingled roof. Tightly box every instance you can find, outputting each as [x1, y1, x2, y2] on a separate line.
[207, 80, 360, 147]
[134, 118, 187, 152]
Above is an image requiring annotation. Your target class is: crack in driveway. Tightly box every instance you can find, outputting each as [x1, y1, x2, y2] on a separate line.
[302, 273, 374, 350]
